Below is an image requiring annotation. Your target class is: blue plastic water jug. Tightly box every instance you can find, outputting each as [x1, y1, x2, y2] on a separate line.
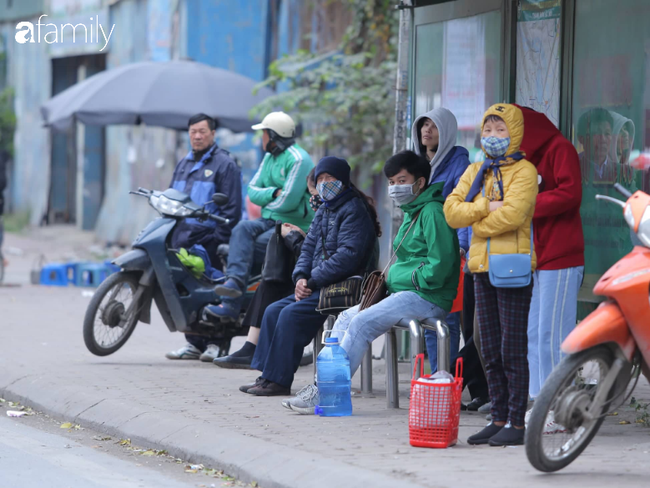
[315, 337, 352, 417]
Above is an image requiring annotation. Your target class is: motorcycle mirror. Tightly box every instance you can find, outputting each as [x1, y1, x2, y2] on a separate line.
[212, 193, 228, 206]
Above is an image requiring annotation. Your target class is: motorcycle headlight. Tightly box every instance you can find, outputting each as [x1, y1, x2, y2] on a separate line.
[637, 206, 650, 247]
[624, 204, 635, 230]
[151, 194, 193, 217]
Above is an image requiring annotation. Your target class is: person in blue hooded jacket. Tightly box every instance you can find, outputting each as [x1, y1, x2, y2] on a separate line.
[165, 113, 242, 362]
[238, 156, 379, 396]
[411, 107, 470, 373]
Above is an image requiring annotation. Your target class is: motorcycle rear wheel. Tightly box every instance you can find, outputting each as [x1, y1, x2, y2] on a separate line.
[83, 272, 140, 356]
[525, 345, 616, 473]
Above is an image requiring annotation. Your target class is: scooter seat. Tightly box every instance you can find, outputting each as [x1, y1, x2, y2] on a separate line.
[217, 244, 229, 258]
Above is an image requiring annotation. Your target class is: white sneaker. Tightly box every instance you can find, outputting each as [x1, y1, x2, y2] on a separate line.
[199, 344, 221, 362]
[525, 408, 533, 426]
[281, 384, 319, 415]
[165, 343, 201, 360]
[542, 411, 566, 434]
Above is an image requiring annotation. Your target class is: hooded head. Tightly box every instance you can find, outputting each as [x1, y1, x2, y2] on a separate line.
[480, 104, 525, 158]
[514, 104, 561, 166]
[577, 108, 613, 166]
[608, 112, 635, 165]
[411, 107, 458, 177]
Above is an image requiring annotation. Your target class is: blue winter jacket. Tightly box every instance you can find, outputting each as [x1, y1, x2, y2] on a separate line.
[170, 143, 242, 251]
[431, 146, 471, 252]
[292, 190, 375, 290]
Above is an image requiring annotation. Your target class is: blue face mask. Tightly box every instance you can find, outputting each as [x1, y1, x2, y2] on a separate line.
[317, 180, 344, 201]
[481, 136, 511, 158]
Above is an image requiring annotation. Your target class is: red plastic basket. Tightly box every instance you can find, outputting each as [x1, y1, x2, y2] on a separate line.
[409, 354, 463, 448]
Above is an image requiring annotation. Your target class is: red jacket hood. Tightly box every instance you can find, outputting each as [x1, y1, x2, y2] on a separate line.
[514, 104, 561, 165]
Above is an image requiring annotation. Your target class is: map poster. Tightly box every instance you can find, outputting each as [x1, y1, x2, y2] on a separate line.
[515, 0, 561, 127]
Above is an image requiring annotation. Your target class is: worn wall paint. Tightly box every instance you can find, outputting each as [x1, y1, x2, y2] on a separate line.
[0, 19, 51, 225]
[94, 0, 178, 243]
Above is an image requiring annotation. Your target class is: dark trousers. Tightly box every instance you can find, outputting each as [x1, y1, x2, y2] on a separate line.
[474, 273, 533, 426]
[459, 273, 489, 399]
[251, 292, 324, 388]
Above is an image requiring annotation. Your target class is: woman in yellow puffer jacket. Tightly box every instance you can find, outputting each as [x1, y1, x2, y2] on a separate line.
[444, 103, 538, 447]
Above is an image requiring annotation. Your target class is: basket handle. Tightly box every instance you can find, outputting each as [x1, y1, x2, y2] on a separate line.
[454, 357, 464, 380]
[413, 353, 425, 380]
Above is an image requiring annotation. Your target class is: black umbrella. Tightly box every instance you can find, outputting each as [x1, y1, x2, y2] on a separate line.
[41, 60, 273, 132]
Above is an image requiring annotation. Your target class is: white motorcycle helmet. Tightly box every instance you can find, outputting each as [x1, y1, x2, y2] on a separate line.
[252, 112, 296, 155]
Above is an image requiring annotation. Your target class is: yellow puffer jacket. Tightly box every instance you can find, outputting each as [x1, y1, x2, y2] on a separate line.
[443, 104, 538, 274]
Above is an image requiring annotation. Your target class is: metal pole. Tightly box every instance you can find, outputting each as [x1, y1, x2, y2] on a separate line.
[408, 319, 425, 378]
[385, 328, 399, 408]
[389, 0, 412, 244]
[435, 320, 451, 373]
[360, 348, 373, 394]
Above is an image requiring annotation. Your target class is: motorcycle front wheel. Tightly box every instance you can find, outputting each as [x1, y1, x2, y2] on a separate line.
[83, 272, 141, 356]
[525, 345, 617, 473]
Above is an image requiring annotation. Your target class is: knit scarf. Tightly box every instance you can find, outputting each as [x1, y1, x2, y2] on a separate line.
[465, 152, 524, 202]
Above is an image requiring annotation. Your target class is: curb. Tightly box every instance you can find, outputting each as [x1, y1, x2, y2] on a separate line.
[1, 375, 423, 488]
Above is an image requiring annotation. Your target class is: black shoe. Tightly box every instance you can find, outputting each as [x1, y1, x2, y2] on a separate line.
[466, 396, 490, 412]
[248, 379, 291, 396]
[239, 376, 264, 393]
[467, 422, 503, 445]
[214, 354, 254, 369]
[488, 424, 525, 446]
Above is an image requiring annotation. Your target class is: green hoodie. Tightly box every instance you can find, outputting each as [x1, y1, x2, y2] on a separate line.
[386, 182, 460, 312]
[247, 143, 314, 232]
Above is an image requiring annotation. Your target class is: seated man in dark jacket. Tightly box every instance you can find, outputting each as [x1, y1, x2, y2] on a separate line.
[239, 156, 378, 396]
[165, 113, 242, 362]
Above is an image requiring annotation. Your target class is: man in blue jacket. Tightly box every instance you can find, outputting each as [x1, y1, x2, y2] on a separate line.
[166, 113, 242, 362]
[411, 107, 470, 373]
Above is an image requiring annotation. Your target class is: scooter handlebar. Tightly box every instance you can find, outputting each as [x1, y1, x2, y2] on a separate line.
[614, 183, 632, 199]
[208, 213, 230, 225]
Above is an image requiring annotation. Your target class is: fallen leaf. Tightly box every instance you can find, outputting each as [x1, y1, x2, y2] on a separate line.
[60, 422, 73, 429]
[92, 435, 112, 441]
[185, 469, 198, 474]
[608, 412, 619, 416]
[619, 420, 631, 425]
[251, 482, 258, 487]
[73, 424, 83, 430]
[119, 439, 131, 446]
[141, 450, 156, 456]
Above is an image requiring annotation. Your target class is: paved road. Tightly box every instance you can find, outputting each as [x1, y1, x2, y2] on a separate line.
[3, 227, 650, 488]
[0, 414, 202, 488]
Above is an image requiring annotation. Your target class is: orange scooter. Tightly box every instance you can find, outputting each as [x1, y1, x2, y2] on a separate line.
[526, 183, 650, 473]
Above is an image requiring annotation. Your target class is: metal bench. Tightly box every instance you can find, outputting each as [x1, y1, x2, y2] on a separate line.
[385, 318, 450, 408]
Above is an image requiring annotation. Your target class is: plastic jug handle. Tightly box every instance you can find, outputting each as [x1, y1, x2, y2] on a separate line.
[412, 353, 425, 380]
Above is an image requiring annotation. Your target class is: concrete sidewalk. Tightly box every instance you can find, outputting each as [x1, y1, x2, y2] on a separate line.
[2, 228, 650, 488]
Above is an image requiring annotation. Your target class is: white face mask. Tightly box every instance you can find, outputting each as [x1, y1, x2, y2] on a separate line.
[388, 180, 421, 206]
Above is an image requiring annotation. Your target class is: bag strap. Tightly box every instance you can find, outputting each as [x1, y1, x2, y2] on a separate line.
[381, 210, 421, 275]
[483, 186, 534, 256]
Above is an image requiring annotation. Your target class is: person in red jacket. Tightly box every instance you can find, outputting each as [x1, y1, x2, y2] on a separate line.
[515, 105, 585, 425]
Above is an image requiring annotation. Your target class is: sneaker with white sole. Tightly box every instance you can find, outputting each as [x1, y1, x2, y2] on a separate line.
[478, 401, 492, 414]
[282, 384, 319, 415]
[199, 344, 222, 362]
[525, 408, 566, 434]
[165, 343, 201, 360]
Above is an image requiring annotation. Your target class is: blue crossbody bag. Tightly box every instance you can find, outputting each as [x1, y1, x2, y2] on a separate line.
[483, 186, 533, 288]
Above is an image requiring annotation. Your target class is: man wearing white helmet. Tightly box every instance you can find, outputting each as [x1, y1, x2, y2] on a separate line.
[209, 112, 315, 321]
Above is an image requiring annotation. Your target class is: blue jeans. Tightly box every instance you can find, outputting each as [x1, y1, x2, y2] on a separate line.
[332, 291, 447, 377]
[527, 266, 584, 398]
[222, 218, 275, 310]
[424, 311, 461, 373]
